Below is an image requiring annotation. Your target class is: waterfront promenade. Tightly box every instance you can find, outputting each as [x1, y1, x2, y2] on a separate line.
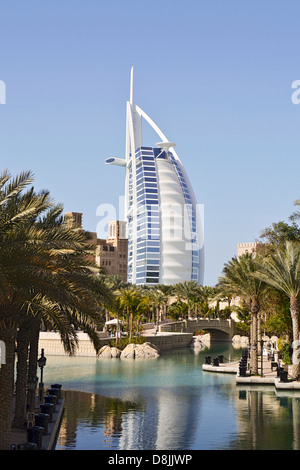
[10, 394, 65, 450]
[202, 355, 300, 390]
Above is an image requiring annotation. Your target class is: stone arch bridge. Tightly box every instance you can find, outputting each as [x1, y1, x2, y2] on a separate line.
[159, 318, 238, 342]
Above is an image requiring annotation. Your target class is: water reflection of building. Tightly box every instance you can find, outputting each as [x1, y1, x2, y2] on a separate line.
[57, 385, 202, 450]
[155, 390, 201, 449]
[57, 390, 144, 449]
[118, 389, 201, 450]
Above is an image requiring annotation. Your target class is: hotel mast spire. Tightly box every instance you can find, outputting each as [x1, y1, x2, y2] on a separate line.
[130, 66, 134, 105]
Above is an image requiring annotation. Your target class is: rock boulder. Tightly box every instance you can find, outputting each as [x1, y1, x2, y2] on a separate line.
[120, 342, 160, 359]
[98, 345, 121, 358]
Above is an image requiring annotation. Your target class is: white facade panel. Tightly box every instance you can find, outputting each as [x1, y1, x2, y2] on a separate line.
[156, 158, 192, 284]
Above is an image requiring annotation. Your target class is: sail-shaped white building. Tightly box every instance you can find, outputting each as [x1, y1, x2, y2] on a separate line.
[106, 68, 204, 285]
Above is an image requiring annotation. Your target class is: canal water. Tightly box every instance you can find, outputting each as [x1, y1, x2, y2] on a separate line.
[43, 343, 300, 450]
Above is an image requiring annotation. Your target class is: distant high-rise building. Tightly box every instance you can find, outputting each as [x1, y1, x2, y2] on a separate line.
[106, 68, 204, 285]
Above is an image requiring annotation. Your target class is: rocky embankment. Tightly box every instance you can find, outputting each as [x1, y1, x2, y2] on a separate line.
[190, 334, 210, 350]
[98, 342, 161, 359]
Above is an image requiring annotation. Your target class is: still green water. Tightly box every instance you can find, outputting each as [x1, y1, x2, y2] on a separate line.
[43, 343, 300, 450]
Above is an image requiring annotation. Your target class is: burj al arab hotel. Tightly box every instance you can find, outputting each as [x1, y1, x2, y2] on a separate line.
[106, 68, 204, 286]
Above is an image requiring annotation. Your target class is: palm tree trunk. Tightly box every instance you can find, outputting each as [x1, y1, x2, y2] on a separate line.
[250, 299, 259, 375]
[12, 321, 30, 428]
[257, 313, 262, 356]
[27, 318, 40, 411]
[290, 296, 300, 379]
[115, 314, 119, 347]
[129, 309, 133, 341]
[0, 324, 17, 450]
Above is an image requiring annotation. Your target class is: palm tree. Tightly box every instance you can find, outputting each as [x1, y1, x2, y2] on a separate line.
[134, 292, 151, 336]
[105, 294, 125, 345]
[168, 300, 188, 321]
[253, 241, 300, 379]
[148, 288, 166, 329]
[119, 286, 140, 341]
[218, 253, 266, 374]
[104, 275, 129, 344]
[198, 285, 216, 317]
[290, 199, 300, 222]
[172, 281, 199, 318]
[157, 284, 174, 319]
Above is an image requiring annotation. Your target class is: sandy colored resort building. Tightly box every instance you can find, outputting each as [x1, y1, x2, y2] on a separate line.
[64, 213, 128, 282]
[237, 242, 264, 257]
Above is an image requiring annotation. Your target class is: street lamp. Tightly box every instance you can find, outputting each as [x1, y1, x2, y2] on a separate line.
[37, 348, 47, 403]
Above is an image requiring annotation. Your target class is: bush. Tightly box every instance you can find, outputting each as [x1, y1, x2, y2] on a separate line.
[277, 339, 292, 364]
[194, 329, 205, 336]
[108, 336, 147, 350]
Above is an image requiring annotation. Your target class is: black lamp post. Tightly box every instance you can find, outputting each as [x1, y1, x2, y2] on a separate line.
[37, 348, 47, 403]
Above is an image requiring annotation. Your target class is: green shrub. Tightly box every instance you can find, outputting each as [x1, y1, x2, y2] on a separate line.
[277, 339, 292, 364]
[108, 336, 147, 350]
[194, 329, 205, 336]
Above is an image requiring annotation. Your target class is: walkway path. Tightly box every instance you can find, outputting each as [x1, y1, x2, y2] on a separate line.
[10, 394, 65, 450]
[202, 355, 300, 390]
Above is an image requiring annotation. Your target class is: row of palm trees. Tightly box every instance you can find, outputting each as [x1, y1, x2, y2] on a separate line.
[218, 241, 300, 379]
[103, 277, 220, 343]
[0, 170, 112, 450]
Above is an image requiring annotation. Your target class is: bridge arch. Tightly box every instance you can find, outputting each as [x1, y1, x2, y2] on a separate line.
[159, 318, 238, 342]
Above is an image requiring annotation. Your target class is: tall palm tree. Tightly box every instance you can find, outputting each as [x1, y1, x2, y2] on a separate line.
[218, 253, 266, 374]
[253, 241, 300, 379]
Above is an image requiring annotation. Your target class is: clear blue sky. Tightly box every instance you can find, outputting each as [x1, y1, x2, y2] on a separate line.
[1, 1, 300, 286]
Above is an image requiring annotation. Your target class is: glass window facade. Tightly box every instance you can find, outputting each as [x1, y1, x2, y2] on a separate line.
[127, 147, 160, 285]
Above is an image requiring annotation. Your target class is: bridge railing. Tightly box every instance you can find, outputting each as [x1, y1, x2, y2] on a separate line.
[159, 318, 235, 334]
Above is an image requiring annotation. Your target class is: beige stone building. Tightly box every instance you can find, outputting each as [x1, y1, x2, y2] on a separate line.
[237, 242, 264, 257]
[64, 213, 128, 282]
[64, 211, 84, 229]
[95, 221, 128, 282]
